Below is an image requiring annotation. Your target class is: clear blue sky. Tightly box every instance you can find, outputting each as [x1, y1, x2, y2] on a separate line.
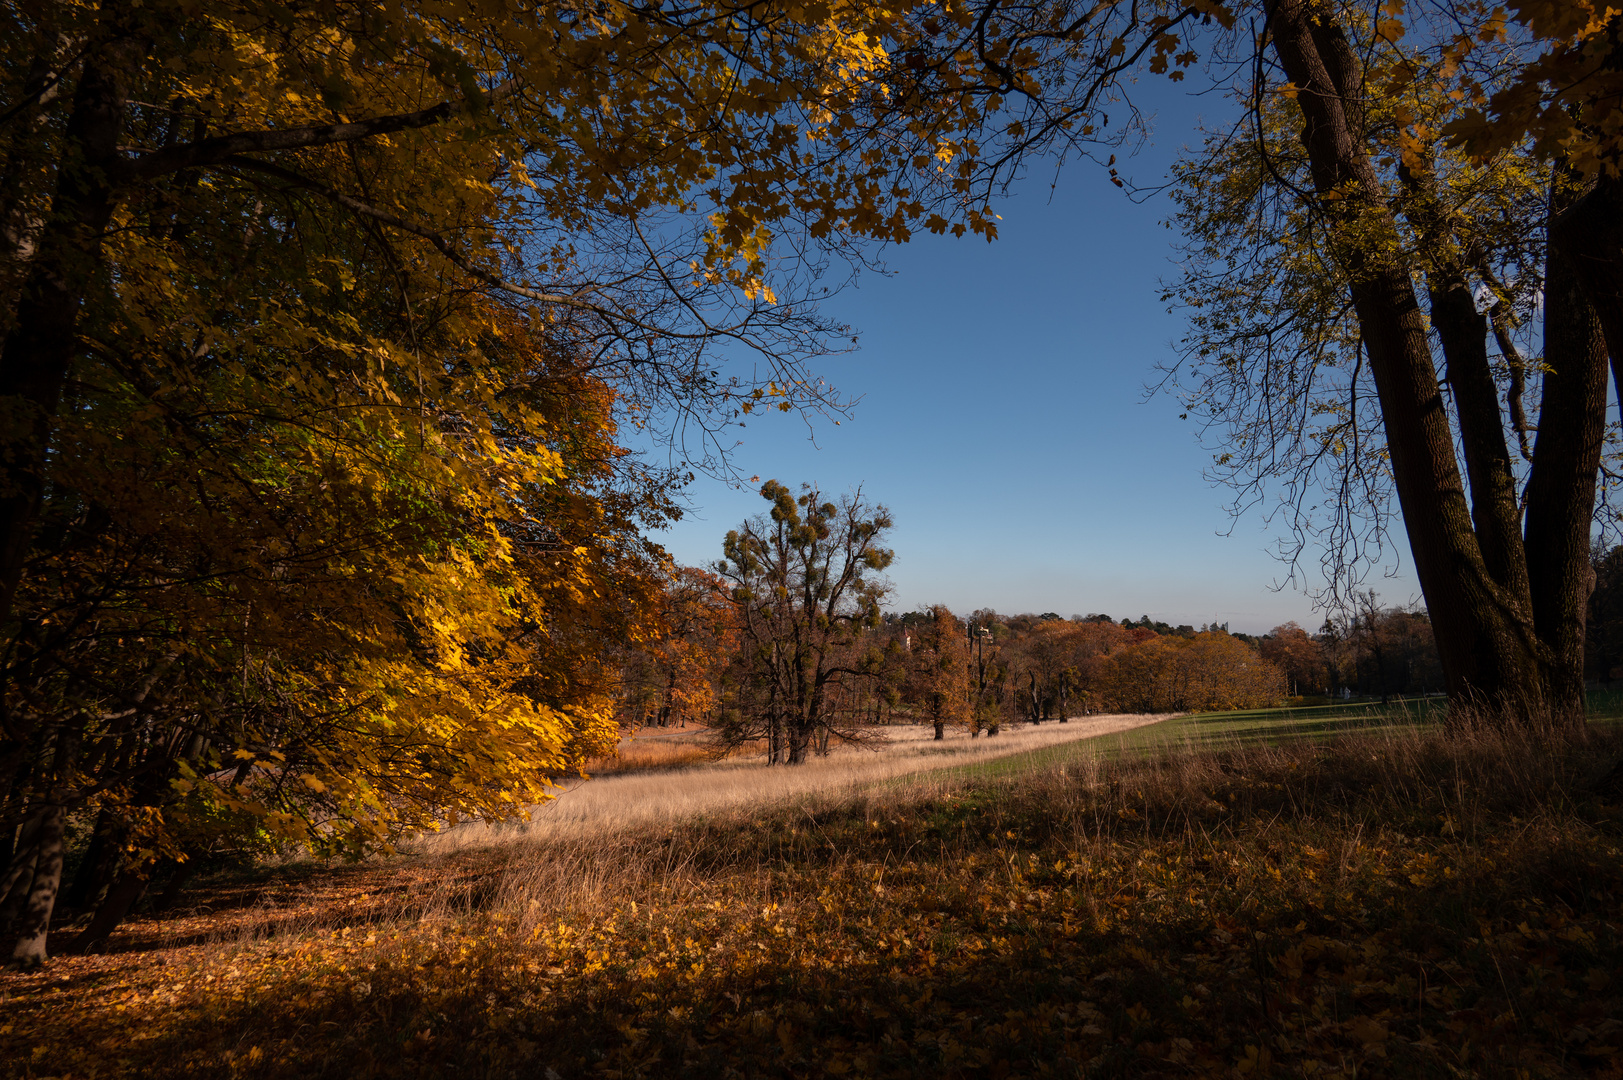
[646, 82, 1422, 635]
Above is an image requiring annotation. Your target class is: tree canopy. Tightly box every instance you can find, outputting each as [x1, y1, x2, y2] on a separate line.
[5, 0, 1622, 966]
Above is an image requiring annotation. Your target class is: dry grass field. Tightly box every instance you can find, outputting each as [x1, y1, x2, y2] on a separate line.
[427, 716, 1174, 851]
[4, 720, 1622, 1080]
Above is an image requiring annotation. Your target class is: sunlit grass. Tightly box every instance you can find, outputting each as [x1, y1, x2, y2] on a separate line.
[414, 714, 1172, 852]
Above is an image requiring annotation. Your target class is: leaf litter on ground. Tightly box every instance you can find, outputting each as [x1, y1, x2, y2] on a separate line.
[4, 721, 1621, 1079]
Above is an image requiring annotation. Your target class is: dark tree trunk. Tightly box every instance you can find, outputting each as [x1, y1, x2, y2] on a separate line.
[0, 30, 133, 624]
[151, 857, 198, 913]
[1555, 174, 1623, 410]
[62, 807, 117, 913]
[0, 812, 43, 934]
[1269, 0, 1604, 724]
[1527, 183, 1611, 724]
[786, 728, 809, 765]
[9, 801, 64, 965]
[69, 858, 155, 954]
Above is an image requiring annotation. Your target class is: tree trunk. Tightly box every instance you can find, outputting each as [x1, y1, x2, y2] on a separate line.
[69, 858, 155, 954]
[9, 801, 65, 965]
[0, 813, 43, 934]
[1519, 177, 1610, 726]
[1555, 174, 1623, 409]
[62, 807, 116, 913]
[786, 728, 809, 765]
[0, 30, 133, 624]
[1269, 0, 1596, 722]
[151, 857, 198, 913]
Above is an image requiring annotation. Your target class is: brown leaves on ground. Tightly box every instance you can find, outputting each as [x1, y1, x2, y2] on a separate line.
[4, 727, 1621, 1079]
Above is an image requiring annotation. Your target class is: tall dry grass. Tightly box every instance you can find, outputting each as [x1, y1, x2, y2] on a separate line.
[17, 718, 1621, 1080]
[579, 731, 740, 775]
[222, 718, 1620, 944]
[412, 714, 1171, 854]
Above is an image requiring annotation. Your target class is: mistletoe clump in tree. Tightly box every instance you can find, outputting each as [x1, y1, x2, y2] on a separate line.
[0, 0, 1220, 963]
[715, 482, 894, 765]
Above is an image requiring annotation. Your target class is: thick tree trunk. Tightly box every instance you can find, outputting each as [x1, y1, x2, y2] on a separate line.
[0, 30, 131, 624]
[0, 812, 43, 933]
[62, 807, 115, 912]
[1555, 175, 1623, 405]
[9, 801, 64, 965]
[786, 728, 809, 765]
[1269, 0, 1593, 722]
[69, 858, 155, 954]
[1525, 182, 1611, 725]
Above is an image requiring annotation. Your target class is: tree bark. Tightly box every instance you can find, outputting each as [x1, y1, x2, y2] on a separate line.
[62, 807, 115, 912]
[1525, 182, 1611, 724]
[786, 728, 809, 765]
[0, 812, 43, 934]
[0, 27, 132, 625]
[1269, 0, 1582, 720]
[9, 801, 64, 965]
[1554, 174, 1623, 409]
[68, 857, 154, 954]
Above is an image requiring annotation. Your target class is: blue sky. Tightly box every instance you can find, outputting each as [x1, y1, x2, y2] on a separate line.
[646, 82, 1421, 635]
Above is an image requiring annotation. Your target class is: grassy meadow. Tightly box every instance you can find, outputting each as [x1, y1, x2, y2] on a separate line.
[4, 712, 1622, 1079]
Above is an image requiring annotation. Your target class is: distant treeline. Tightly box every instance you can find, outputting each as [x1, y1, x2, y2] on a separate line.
[614, 569, 1451, 748]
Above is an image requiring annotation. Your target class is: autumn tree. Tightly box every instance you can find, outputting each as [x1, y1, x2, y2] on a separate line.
[1011, 618, 1092, 723]
[715, 482, 893, 765]
[0, 0, 1209, 627]
[0, 0, 1186, 965]
[1163, 0, 1616, 726]
[869, 0, 1623, 727]
[1057, 618, 1136, 714]
[966, 611, 1012, 736]
[0, 287, 667, 962]
[1259, 622, 1329, 696]
[619, 565, 737, 730]
[904, 606, 971, 740]
[1095, 631, 1285, 713]
[1444, 1, 1623, 366]
[1320, 595, 1443, 701]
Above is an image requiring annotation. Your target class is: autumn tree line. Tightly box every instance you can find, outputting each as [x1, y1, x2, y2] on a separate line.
[621, 585, 1454, 742]
[617, 483, 1298, 760]
[4, 0, 1621, 966]
[616, 482, 1474, 752]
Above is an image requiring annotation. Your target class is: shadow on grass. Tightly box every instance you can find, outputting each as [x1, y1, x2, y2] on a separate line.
[33, 729, 1621, 1080]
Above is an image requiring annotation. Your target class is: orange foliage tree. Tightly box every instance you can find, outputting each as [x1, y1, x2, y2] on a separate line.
[1259, 622, 1330, 697]
[1094, 632, 1285, 713]
[619, 566, 737, 731]
[904, 606, 971, 740]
